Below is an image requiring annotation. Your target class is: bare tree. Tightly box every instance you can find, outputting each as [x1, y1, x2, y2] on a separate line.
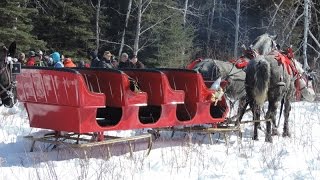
[234, 0, 240, 58]
[133, 0, 173, 56]
[267, 0, 285, 30]
[207, 0, 216, 55]
[90, 0, 102, 52]
[119, 0, 133, 57]
[133, 0, 143, 56]
[309, 30, 320, 50]
[303, 0, 311, 70]
[183, 0, 189, 26]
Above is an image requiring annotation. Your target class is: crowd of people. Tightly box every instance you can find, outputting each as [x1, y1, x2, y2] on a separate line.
[17, 50, 145, 70]
[90, 51, 145, 69]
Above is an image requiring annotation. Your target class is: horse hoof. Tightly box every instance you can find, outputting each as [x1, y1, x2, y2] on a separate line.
[265, 136, 273, 143]
[282, 131, 291, 137]
[252, 136, 259, 141]
[272, 129, 279, 136]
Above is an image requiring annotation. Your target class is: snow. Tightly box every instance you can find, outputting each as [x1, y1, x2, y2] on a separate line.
[1, 101, 320, 180]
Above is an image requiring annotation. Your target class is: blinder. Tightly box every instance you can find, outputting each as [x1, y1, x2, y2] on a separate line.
[307, 75, 313, 81]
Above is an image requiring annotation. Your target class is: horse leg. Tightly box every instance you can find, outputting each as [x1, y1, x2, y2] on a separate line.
[252, 101, 260, 141]
[282, 98, 291, 137]
[265, 101, 277, 143]
[236, 96, 249, 126]
[266, 101, 279, 136]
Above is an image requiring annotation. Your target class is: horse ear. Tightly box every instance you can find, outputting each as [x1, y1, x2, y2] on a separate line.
[270, 34, 278, 40]
[8, 41, 16, 57]
[241, 44, 247, 50]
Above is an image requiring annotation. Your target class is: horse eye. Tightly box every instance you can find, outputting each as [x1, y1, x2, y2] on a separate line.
[308, 75, 314, 81]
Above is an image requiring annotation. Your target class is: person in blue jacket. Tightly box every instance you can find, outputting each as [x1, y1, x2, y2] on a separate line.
[50, 52, 64, 68]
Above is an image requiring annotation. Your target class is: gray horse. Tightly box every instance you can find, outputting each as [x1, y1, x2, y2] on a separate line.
[192, 58, 246, 100]
[190, 34, 279, 121]
[244, 34, 316, 142]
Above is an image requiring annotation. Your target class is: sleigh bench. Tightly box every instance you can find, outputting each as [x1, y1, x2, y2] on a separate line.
[158, 68, 229, 125]
[122, 69, 185, 126]
[16, 67, 106, 133]
[75, 68, 149, 130]
[17, 67, 152, 153]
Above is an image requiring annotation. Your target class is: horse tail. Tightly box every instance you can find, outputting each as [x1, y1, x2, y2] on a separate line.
[254, 58, 270, 105]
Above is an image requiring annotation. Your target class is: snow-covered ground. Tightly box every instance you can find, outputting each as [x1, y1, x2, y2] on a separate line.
[1, 102, 320, 180]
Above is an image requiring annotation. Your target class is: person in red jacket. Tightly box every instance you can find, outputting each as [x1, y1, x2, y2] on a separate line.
[63, 57, 77, 67]
[26, 51, 36, 66]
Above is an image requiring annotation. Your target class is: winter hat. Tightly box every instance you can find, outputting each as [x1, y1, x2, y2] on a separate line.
[121, 53, 128, 58]
[51, 52, 61, 63]
[90, 50, 98, 59]
[37, 50, 43, 56]
[29, 51, 35, 57]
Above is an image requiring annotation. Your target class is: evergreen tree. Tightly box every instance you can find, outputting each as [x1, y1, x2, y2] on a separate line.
[32, 0, 94, 57]
[0, 0, 46, 52]
[152, 11, 194, 68]
[128, 0, 194, 67]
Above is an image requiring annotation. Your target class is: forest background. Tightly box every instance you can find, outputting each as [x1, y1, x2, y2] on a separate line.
[1, 0, 320, 90]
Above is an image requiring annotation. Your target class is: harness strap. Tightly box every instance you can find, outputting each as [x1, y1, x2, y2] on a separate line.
[277, 95, 285, 128]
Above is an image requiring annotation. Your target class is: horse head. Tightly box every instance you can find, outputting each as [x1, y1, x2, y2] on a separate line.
[187, 58, 221, 81]
[250, 33, 278, 56]
[0, 42, 18, 108]
[292, 59, 316, 102]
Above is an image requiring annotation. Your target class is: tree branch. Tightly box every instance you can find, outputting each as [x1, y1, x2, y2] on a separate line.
[138, 38, 157, 52]
[307, 43, 320, 55]
[142, 0, 152, 14]
[89, 0, 95, 9]
[139, 15, 173, 36]
[282, 13, 304, 47]
[308, 30, 320, 50]
[99, 39, 133, 51]
[267, 0, 285, 29]
[153, 2, 202, 18]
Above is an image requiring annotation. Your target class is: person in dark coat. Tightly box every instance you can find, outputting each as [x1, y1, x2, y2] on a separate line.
[99, 51, 115, 68]
[90, 50, 100, 68]
[118, 53, 131, 69]
[78, 60, 88, 68]
[129, 55, 145, 69]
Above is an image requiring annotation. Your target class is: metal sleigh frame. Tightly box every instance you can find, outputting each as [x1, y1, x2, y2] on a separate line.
[25, 132, 153, 157]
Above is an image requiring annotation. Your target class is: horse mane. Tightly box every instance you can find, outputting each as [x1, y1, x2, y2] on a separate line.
[251, 33, 277, 55]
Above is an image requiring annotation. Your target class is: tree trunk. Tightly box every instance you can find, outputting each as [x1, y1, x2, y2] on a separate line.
[180, 0, 189, 66]
[133, 0, 143, 56]
[234, 0, 240, 58]
[303, 0, 310, 70]
[95, 0, 101, 52]
[119, 0, 132, 57]
[206, 0, 216, 55]
[183, 0, 189, 26]
[218, 0, 222, 22]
